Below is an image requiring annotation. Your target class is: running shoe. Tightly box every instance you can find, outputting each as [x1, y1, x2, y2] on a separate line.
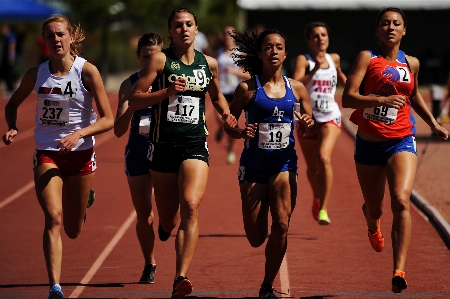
[318, 210, 331, 225]
[226, 152, 236, 164]
[392, 269, 407, 293]
[312, 198, 320, 221]
[158, 222, 171, 242]
[87, 189, 95, 208]
[368, 219, 384, 252]
[48, 283, 64, 299]
[258, 282, 279, 299]
[171, 276, 193, 299]
[139, 264, 156, 284]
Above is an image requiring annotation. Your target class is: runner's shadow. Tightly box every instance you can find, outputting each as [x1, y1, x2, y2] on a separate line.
[0, 282, 130, 288]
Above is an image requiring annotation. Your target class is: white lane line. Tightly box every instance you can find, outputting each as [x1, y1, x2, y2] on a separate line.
[0, 181, 34, 210]
[0, 130, 115, 210]
[68, 210, 136, 298]
[280, 254, 290, 297]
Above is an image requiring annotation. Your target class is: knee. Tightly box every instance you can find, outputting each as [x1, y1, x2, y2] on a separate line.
[181, 199, 201, 223]
[391, 195, 410, 214]
[318, 153, 332, 169]
[44, 211, 62, 230]
[271, 219, 289, 238]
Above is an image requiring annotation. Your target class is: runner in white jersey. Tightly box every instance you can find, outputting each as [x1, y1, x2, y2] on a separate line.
[215, 26, 250, 164]
[2, 16, 113, 299]
[34, 56, 97, 150]
[292, 21, 347, 225]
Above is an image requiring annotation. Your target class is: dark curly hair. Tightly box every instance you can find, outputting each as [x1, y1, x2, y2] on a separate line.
[229, 29, 288, 77]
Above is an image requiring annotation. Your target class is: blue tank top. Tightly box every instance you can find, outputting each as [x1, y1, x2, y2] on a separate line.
[126, 72, 152, 151]
[240, 75, 297, 168]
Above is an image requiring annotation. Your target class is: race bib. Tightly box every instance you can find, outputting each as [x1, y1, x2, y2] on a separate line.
[37, 98, 70, 126]
[138, 115, 151, 136]
[167, 95, 200, 124]
[311, 93, 335, 113]
[363, 106, 398, 124]
[258, 123, 290, 149]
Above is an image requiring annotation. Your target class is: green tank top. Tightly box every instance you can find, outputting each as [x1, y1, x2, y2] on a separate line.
[150, 48, 212, 144]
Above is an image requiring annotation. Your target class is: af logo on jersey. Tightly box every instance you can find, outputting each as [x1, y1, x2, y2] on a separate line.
[272, 106, 284, 121]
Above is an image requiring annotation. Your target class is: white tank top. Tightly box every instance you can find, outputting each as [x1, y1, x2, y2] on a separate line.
[217, 50, 240, 95]
[34, 56, 97, 150]
[305, 53, 341, 122]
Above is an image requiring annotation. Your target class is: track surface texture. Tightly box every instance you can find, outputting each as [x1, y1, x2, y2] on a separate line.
[1, 84, 449, 298]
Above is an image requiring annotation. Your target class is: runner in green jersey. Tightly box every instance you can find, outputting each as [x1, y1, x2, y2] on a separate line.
[129, 7, 237, 299]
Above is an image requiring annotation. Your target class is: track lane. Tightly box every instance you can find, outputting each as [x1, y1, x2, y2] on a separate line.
[1, 93, 449, 298]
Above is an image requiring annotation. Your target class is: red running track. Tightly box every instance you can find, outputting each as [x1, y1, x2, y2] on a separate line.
[1, 93, 449, 299]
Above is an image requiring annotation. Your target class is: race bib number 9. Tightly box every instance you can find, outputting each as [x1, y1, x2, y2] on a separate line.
[193, 69, 207, 88]
[167, 95, 200, 124]
[37, 98, 70, 126]
[258, 123, 290, 149]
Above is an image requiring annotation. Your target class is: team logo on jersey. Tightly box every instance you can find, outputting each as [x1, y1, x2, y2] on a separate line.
[272, 106, 284, 121]
[381, 66, 400, 82]
[171, 62, 180, 70]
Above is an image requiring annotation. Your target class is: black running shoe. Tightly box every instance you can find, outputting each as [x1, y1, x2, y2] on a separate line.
[259, 282, 279, 299]
[171, 276, 193, 299]
[139, 264, 156, 284]
[158, 222, 171, 241]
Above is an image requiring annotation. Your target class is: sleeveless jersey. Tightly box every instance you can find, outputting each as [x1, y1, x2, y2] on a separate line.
[150, 48, 212, 144]
[217, 50, 240, 95]
[305, 53, 340, 122]
[126, 72, 152, 151]
[34, 56, 96, 150]
[349, 49, 415, 138]
[240, 75, 297, 169]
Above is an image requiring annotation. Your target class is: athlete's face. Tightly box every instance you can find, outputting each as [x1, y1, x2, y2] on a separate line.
[307, 26, 329, 53]
[43, 21, 73, 57]
[376, 11, 406, 45]
[137, 45, 162, 69]
[258, 33, 287, 70]
[168, 12, 198, 47]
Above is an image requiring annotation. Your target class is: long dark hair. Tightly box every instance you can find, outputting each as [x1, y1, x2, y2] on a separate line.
[230, 29, 287, 77]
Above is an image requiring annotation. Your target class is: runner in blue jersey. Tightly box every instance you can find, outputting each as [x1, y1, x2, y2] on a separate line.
[114, 33, 163, 284]
[225, 29, 317, 299]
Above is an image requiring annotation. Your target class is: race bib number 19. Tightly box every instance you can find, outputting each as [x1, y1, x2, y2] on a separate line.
[167, 95, 200, 124]
[258, 123, 290, 149]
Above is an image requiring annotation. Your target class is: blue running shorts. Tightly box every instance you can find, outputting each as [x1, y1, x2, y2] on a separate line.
[125, 146, 150, 177]
[238, 161, 297, 184]
[354, 135, 417, 166]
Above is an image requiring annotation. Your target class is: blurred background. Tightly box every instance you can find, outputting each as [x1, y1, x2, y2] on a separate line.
[0, 0, 449, 90]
